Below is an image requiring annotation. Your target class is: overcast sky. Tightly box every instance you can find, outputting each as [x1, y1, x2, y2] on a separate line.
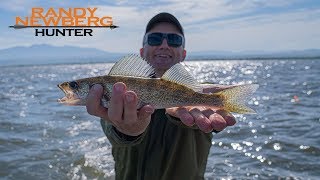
[1, 0, 320, 53]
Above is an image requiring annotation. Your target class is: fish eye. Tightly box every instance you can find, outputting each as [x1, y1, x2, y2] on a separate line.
[69, 81, 79, 89]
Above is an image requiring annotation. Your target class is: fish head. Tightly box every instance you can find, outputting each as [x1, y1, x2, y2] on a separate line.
[57, 80, 90, 106]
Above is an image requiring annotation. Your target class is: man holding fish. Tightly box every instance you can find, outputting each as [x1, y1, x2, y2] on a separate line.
[75, 12, 252, 179]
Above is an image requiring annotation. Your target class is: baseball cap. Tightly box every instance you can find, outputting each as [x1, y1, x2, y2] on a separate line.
[145, 12, 184, 36]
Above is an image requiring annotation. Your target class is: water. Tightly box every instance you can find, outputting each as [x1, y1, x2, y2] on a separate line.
[0, 59, 319, 179]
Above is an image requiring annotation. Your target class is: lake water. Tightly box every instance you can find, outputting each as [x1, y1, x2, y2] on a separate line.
[0, 59, 319, 179]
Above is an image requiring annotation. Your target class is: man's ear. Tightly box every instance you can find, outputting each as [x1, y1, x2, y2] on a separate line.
[181, 49, 187, 62]
[140, 48, 144, 57]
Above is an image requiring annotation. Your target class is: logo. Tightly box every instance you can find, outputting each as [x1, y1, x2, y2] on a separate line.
[9, 7, 118, 36]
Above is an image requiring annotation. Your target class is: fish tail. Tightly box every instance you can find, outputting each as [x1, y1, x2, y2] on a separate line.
[215, 84, 259, 114]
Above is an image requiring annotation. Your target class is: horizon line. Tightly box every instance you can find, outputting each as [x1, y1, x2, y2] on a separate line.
[0, 44, 319, 53]
[9, 25, 119, 29]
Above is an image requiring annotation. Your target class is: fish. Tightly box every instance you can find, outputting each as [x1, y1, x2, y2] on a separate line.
[57, 54, 259, 114]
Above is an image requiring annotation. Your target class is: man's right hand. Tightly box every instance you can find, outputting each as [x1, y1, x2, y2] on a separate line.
[86, 83, 154, 136]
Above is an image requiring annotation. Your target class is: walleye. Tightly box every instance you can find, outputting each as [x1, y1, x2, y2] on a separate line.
[58, 54, 258, 114]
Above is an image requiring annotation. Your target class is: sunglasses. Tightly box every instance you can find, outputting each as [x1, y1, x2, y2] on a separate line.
[145, 32, 184, 47]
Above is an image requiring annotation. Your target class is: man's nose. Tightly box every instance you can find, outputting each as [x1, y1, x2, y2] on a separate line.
[159, 38, 170, 49]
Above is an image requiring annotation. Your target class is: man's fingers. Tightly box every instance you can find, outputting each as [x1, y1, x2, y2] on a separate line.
[208, 113, 227, 131]
[176, 107, 194, 126]
[86, 84, 108, 118]
[190, 108, 213, 133]
[108, 82, 126, 122]
[216, 109, 236, 126]
[202, 108, 229, 131]
[166, 107, 195, 126]
[123, 91, 138, 123]
[138, 105, 154, 121]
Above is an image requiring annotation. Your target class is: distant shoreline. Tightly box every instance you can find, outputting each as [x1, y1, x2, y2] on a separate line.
[187, 56, 320, 61]
[0, 57, 318, 68]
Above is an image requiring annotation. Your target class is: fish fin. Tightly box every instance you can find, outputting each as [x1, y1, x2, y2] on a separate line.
[215, 84, 259, 114]
[108, 54, 155, 77]
[161, 63, 202, 92]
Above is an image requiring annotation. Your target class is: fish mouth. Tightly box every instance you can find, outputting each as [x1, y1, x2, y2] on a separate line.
[57, 84, 81, 105]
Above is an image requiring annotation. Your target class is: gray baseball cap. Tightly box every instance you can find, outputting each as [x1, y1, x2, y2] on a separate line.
[145, 12, 184, 36]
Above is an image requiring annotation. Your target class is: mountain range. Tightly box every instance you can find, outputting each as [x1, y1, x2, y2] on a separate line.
[0, 44, 319, 66]
[0, 44, 125, 66]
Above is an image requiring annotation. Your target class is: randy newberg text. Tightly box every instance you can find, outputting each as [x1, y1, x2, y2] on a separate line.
[13, 7, 116, 36]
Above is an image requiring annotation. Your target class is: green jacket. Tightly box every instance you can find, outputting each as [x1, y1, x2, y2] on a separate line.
[101, 109, 213, 180]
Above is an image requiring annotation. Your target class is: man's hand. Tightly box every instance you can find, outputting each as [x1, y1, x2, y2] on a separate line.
[166, 106, 235, 133]
[86, 83, 154, 136]
[166, 84, 236, 133]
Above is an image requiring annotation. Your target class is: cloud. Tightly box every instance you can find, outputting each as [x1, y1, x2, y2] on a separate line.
[186, 8, 320, 51]
[1, 0, 320, 52]
[0, 0, 37, 12]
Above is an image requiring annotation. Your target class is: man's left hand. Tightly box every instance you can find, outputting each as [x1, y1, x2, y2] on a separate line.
[166, 84, 236, 133]
[166, 106, 235, 133]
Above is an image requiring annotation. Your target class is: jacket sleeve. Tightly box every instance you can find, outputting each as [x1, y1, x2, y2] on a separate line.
[100, 118, 148, 147]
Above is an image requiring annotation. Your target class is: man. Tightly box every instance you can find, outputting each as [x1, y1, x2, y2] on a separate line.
[86, 12, 236, 180]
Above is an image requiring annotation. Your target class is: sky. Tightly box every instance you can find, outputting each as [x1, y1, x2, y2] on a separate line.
[0, 0, 320, 53]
